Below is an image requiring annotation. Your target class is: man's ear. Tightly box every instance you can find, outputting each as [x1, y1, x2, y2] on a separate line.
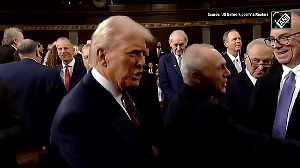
[96, 48, 108, 66]
[223, 41, 227, 47]
[191, 71, 201, 83]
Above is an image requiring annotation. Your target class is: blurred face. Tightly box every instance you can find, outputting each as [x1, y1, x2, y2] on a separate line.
[15, 32, 24, 49]
[269, 14, 300, 68]
[170, 34, 187, 56]
[245, 44, 274, 79]
[157, 42, 161, 48]
[103, 34, 147, 92]
[155, 68, 159, 77]
[200, 49, 231, 96]
[148, 62, 153, 69]
[82, 47, 91, 71]
[56, 40, 74, 65]
[224, 31, 242, 55]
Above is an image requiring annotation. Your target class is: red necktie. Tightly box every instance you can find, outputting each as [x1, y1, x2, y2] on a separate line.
[157, 49, 161, 57]
[122, 92, 141, 131]
[65, 65, 70, 91]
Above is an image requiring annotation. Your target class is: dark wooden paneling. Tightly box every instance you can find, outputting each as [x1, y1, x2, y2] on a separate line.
[24, 31, 69, 50]
[78, 30, 94, 45]
[148, 26, 202, 52]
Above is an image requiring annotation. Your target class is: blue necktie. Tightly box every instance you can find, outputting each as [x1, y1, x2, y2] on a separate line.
[273, 71, 295, 139]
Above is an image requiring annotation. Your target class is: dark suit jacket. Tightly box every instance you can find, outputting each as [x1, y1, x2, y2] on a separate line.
[222, 53, 245, 78]
[159, 84, 300, 167]
[0, 59, 58, 146]
[0, 45, 20, 64]
[55, 59, 86, 99]
[147, 48, 167, 65]
[50, 71, 156, 168]
[220, 70, 255, 125]
[158, 53, 184, 111]
[0, 82, 24, 167]
[248, 63, 300, 141]
[129, 71, 164, 149]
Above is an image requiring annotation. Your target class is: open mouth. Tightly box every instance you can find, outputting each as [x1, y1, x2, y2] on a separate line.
[132, 72, 143, 81]
[276, 50, 289, 55]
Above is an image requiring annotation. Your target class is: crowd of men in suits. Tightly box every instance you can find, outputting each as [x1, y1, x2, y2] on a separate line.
[0, 8, 300, 168]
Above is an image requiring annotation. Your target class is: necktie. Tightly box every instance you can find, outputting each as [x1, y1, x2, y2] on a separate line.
[158, 49, 161, 57]
[65, 65, 70, 91]
[178, 56, 182, 68]
[273, 71, 295, 139]
[234, 58, 242, 73]
[122, 92, 141, 131]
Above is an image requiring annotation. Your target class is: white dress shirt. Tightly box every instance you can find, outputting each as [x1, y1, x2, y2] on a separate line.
[91, 68, 132, 120]
[60, 58, 75, 84]
[278, 64, 300, 129]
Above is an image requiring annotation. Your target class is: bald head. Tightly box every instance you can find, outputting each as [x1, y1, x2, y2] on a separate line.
[182, 43, 231, 96]
[18, 39, 41, 63]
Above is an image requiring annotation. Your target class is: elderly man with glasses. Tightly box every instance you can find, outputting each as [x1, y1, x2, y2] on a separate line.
[220, 38, 274, 126]
[247, 9, 300, 141]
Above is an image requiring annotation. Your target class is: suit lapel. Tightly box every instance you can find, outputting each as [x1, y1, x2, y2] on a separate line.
[170, 53, 182, 76]
[83, 73, 142, 141]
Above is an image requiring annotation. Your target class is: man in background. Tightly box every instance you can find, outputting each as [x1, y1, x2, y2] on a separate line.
[220, 38, 274, 125]
[222, 29, 245, 77]
[0, 27, 24, 64]
[159, 30, 187, 111]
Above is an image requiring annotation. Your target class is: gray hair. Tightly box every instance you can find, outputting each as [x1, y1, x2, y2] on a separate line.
[56, 37, 73, 47]
[181, 43, 214, 83]
[168, 30, 188, 45]
[2, 27, 23, 45]
[223, 29, 237, 42]
[89, 15, 154, 67]
[18, 39, 38, 55]
[246, 38, 266, 53]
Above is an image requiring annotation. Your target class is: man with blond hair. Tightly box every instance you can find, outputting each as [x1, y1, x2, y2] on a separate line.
[51, 16, 156, 167]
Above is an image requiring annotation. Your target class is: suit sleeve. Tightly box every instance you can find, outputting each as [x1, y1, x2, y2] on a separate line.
[0, 83, 24, 148]
[158, 56, 176, 103]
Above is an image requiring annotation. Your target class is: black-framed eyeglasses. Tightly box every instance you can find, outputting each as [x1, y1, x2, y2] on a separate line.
[264, 32, 300, 47]
[246, 54, 274, 67]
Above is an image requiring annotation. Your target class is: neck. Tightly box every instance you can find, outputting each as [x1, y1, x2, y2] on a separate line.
[227, 49, 239, 57]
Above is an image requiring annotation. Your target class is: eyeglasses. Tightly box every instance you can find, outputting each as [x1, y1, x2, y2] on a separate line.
[246, 54, 273, 67]
[264, 32, 300, 47]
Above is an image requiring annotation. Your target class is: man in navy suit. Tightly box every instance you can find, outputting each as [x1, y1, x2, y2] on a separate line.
[222, 29, 245, 77]
[51, 16, 157, 168]
[0, 82, 24, 168]
[248, 9, 300, 141]
[158, 30, 187, 111]
[220, 38, 274, 125]
[0, 27, 24, 64]
[159, 43, 300, 167]
[0, 39, 59, 164]
[55, 37, 86, 98]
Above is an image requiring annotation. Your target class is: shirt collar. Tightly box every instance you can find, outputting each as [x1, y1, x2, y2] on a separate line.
[245, 69, 257, 85]
[227, 51, 240, 62]
[282, 64, 300, 79]
[11, 45, 17, 50]
[63, 58, 75, 68]
[91, 68, 122, 100]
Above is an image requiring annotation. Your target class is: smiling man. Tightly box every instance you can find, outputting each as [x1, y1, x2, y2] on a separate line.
[50, 16, 156, 168]
[248, 9, 300, 141]
[220, 38, 274, 125]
